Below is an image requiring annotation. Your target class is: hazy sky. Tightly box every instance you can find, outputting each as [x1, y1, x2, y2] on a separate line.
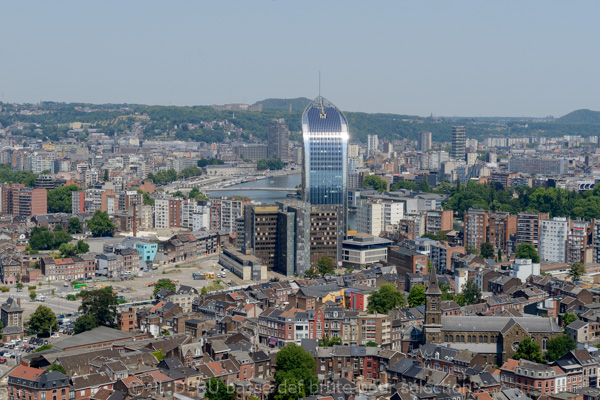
[1, 1, 599, 117]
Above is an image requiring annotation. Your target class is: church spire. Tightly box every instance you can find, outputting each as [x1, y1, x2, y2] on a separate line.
[426, 264, 441, 295]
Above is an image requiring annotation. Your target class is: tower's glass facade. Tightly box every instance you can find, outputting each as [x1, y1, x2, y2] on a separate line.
[301, 96, 348, 209]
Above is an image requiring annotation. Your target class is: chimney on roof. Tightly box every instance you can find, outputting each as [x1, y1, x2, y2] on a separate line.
[16, 298, 20, 307]
[137, 359, 142, 370]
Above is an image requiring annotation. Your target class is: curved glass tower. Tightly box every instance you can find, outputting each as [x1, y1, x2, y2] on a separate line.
[302, 96, 348, 207]
[302, 96, 348, 253]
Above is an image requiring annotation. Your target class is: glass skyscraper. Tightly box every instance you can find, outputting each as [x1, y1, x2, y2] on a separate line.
[301, 96, 348, 207]
[302, 96, 348, 260]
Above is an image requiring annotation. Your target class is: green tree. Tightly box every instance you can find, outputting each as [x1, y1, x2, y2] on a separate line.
[206, 377, 236, 400]
[103, 169, 109, 182]
[29, 290, 37, 301]
[569, 262, 586, 281]
[47, 364, 67, 375]
[366, 341, 379, 347]
[59, 243, 78, 258]
[303, 267, 319, 279]
[513, 337, 544, 363]
[362, 175, 388, 192]
[546, 335, 577, 362]
[16, 283, 23, 292]
[79, 287, 118, 327]
[77, 240, 89, 254]
[390, 180, 417, 191]
[74, 313, 99, 334]
[461, 280, 481, 306]
[88, 210, 115, 237]
[480, 242, 494, 259]
[201, 286, 208, 295]
[319, 335, 342, 347]
[497, 249, 502, 262]
[562, 312, 578, 331]
[47, 184, 82, 213]
[317, 256, 335, 276]
[440, 283, 455, 301]
[173, 190, 186, 199]
[367, 283, 407, 314]
[407, 285, 426, 307]
[29, 305, 58, 335]
[515, 243, 540, 263]
[67, 217, 82, 234]
[275, 344, 318, 399]
[153, 279, 176, 296]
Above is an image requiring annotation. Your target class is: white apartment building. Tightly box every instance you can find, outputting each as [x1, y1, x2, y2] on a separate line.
[356, 200, 403, 236]
[539, 217, 569, 263]
[367, 134, 379, 156]
[357, 201, 383, 235]
[154, 198, 170, 229]
[192, 211, 210, 231]
[510, 258, 541, 282]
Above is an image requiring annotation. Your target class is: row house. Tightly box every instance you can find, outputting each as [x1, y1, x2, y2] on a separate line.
[315, 345, 403, 383]
[258, 307, 325, 347]
[499, 358, 583, 394]
[8, 364, 70, 400]
[40, 256, 88, 281]
[0, 255, 25, 284]
[163, 231, 219, 263]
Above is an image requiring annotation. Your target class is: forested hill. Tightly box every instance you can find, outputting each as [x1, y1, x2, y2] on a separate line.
[556, 109, 600, 124]
[3, 101, 600, 144]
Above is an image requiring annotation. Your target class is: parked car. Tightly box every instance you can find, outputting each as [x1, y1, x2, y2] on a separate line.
[51, 333, 59, 339]
[0, 358, 6, 364]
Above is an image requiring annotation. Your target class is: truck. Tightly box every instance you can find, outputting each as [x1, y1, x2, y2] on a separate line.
[36, 295, 45, 302]
[192, 273, 206, 281]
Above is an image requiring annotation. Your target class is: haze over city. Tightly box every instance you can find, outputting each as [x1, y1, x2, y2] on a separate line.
[2, 1, 600, 116]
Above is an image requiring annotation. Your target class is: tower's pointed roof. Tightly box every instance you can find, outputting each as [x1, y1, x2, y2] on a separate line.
[302, 95, 348, 133]
[426, 266, 441, 295]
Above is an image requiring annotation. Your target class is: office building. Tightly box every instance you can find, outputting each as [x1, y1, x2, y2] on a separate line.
[451, 126, 466, 160]
[302, 96, 348, 258]
[277, 202, 311, 277]
[539, 217, 569, 263]
[508, 157, 565, 175]
[243, 202, 337, 276]
[418, 131, 432, 152]
[342, 235, 392, 269]
[268, 118, 290, 161]
[367, 134, 379, 155]
[234, 144, 268, 161]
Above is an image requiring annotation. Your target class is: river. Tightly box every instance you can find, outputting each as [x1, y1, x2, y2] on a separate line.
[208, 172, 356, 229]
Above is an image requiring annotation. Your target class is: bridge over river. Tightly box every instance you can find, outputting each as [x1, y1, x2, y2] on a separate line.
[202, 187, 297, 192]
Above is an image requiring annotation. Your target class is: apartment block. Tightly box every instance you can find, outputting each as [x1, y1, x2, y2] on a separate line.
[211, 197, 250, 233]
[0, 184, 47, 217]
[358, 313, 391, 347]
[430, 242, 466, 273]
[357, 200, 404, 236]
[425, 210, 453, 235]
[154, 197, 182, 229]
[517, 212, 548, 250]
[539, 217, 569, 263]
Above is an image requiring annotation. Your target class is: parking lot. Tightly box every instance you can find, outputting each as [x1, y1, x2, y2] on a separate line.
[0, 332, 66, 367]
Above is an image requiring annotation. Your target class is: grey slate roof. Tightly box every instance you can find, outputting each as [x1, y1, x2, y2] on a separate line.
[441, 316, 562, 333]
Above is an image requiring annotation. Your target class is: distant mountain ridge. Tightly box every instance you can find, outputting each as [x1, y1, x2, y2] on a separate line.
[253, 97, 311, 112]
[557, 109, 600, 124]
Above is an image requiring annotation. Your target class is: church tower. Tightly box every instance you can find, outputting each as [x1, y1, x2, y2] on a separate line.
[423, 266, 442, 343]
